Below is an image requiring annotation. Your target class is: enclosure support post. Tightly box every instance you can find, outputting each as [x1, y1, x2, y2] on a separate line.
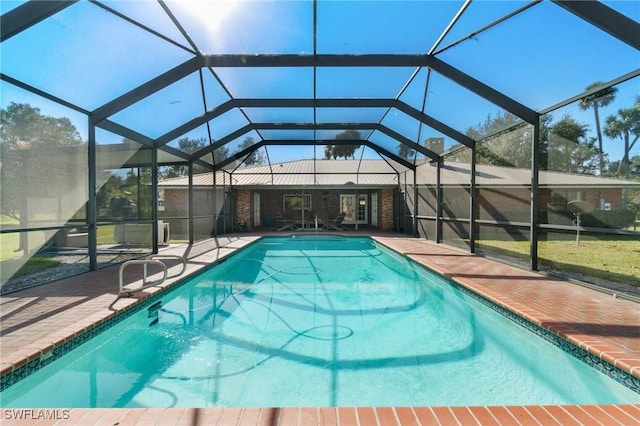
[436, 158, 442, 243]
[395, 172, 401, 233]
[404, 172, 409, 233]
[530, 118, 540, 271]
[88, 117, 97, 271]
[413, 170, 418, 237]
[469, 143, 476, 254]
[213, 168, 218, 237]
[188, 163, 194, 244]
[151, 146, 159, 254]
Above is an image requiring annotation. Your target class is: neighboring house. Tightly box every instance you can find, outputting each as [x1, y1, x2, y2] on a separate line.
[158, 159, 636, 236]
[414, 161, 636, 224]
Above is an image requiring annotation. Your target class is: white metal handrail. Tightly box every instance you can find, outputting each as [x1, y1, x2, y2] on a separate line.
[119, 259, 167, 297]
[145, 254, 187, 278]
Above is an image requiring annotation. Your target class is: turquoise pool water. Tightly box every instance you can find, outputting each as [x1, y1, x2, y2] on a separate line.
[2, 236, 638, 407]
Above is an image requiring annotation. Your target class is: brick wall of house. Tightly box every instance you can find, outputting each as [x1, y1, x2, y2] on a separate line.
[477, 187, 624, 222]
[380, 189, 394, 231]
[538, 188, 623, 211]
[253, 188, 393, 230]
[163, 188, 219, 215]
[164, 185, 622, 234]
[163, 189, 184, 214]
[477, 188, 530, 222]
[236, 189, 252, 230]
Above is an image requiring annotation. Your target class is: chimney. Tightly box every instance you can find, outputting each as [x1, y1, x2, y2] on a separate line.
[424, 137, 444, 154]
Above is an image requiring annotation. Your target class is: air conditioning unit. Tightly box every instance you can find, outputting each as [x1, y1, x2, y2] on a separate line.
[158, 221, 171, 245]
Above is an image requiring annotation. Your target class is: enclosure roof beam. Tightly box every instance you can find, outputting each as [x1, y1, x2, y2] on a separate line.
[1, 1, 76, 41]
[251, 123, 438, 161]
[552, 0, 640, 51]
[202, 53, 437, 68]
[232, 99, 474, 147]
[102, 53, 537, 137]
[158, 145, 191, 162]
[1, 73, 89, 115]
[394, 102, 475, 148]
[214, 140, 267, 170]
[425, 56, 538, 125]
[156, 99, 236, 146]
[264, 139, 416, 170]
[156, 97, 474, 148]
[98, 120, 155, 147]
[213, 139, 416, 171]
[200, 54, 537, 123]
[191, 122, 439, 161]
[92, 57, 200, 122]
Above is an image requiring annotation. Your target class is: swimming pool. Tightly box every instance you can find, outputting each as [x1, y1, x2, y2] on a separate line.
[2, 236, 638, 407]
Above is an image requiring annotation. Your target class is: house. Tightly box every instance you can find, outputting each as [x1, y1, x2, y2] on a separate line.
[158, 159, 636, 238]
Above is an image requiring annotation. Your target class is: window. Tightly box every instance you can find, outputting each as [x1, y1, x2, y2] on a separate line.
[284, 194, 311, 211]
[549, 190, 584, 211]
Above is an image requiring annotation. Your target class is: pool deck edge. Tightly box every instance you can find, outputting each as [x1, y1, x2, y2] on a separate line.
[373, 236, 640, 383]
[1, 233, 639, 425]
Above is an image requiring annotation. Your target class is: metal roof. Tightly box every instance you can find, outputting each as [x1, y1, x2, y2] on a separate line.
[158, 159, 638, 189]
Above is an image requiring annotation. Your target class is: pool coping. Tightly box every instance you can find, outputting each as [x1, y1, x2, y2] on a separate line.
[375, 240, 639, 393]
[373, 237, 640, 383]
[1, 234, 639, 396]
[0, 236, 263, 390]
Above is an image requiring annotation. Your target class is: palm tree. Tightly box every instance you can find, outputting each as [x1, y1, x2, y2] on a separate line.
[323, 144, 337, 159]
[579, 82, 618, 175]
[324, 130, 362, 159]
[335, 130, 361, 159]
[604, 102, 640, 208]
[397, 143, 416, 160]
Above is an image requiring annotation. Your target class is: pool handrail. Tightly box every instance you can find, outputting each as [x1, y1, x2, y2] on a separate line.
[144, 254, 187, 278]
[118, 255, 187, 297]
[118, 259, 167, 297]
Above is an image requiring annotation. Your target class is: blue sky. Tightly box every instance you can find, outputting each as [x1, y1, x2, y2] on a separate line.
[1, 0, 638, 165]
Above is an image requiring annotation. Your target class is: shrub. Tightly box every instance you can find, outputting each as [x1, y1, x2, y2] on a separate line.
[542, 209, 636, 229]
[582, 209, 636, 229]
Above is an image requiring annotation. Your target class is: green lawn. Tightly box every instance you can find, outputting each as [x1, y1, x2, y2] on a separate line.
[3, 257, 61, 278]
[477, 236, 640, 287]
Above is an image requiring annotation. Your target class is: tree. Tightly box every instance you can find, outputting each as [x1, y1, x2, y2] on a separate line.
[604, 104, 640, 180]
[454, 111, 599, 174]
[323, 144, 337, 160]
[547, 116, 597, 174]
[161, 137, 229, 178]
[579, 82, 618, 175]
[1, 102, 84, 221]
[0, 102, 83, 148]
[458, 111, 532, 167]
[0, 103, 85, 253]
[397, 143, 416, 160]
[604, 102, 640, 208]
[465, 110, 523, 141]
[235, 137, 264, 166]
[323, 130, 362, 160]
